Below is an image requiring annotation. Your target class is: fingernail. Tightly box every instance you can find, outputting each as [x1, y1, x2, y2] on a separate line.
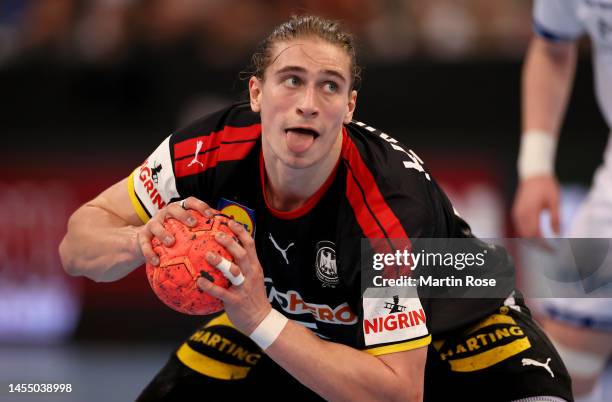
[187, 217, 196, 226]
[229, 220, 240, 228]
[164, 236, 173, 245]
[152, 257, 159, 266]
[204, 209, 213, 217]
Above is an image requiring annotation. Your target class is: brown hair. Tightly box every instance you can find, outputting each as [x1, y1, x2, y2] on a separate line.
[244, 15, 361, 91]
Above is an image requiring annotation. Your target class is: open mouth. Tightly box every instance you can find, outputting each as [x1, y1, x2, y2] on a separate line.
[285, 127, 320, 138]
[284, 127, 320, 154]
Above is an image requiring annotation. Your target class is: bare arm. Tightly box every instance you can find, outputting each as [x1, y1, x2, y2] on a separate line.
[513, 36, 578, 237]
[59, 178, 146, 282]
[522, 35, 577, 135]
[267, 322, 426, 402]
[59, 173, 213, 282]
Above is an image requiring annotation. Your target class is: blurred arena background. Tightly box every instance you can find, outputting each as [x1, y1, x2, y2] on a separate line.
[0, 0, 610, 400]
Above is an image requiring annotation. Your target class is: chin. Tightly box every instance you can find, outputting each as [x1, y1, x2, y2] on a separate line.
[282, 157, 315, 170]
[279, 153, 318, 170]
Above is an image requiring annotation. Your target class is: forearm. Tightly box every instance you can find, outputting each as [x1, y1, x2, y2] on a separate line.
[522, 36, 577, 135]
[266, 320, 422, 402]
[59, 203, 144, 282]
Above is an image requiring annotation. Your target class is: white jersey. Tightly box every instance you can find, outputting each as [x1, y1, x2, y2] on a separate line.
[534, 0, 612, 127]
[534, 1, 612, 327]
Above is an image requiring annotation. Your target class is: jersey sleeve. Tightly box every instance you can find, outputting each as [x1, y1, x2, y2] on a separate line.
[360, 293, 432, 356]
[127, 102, 261, 223]
[533, 0, 584, 41]
[128, 135, 180, 223]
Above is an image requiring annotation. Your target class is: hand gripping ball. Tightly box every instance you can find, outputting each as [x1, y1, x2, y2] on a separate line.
[146, 211, 236, 315]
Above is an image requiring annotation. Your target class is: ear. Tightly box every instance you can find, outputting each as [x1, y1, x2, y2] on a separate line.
[343, 90, 357, 124]
[249, 76, 263, 113]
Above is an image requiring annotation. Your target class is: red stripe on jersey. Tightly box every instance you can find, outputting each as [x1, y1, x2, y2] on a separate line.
[342, 129, 409, 239]
[174, 124, 261, 178]
[342, 128, 413, 276]
[174, 124, 261, 159]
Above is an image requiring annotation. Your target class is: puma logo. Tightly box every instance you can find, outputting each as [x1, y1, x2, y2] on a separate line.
[269, 233, 294, 265]
[187, 140, 205, 168]
[521, 357, 554, 378]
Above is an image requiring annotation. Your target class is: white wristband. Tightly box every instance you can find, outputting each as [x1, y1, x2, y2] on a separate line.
[249, 309, 288, 350]
[517, 130, 557, 179]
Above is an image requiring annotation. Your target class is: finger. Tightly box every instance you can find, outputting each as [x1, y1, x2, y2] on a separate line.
[214, 231, 249, 268]
[196, 276, 232, 300]
[519, 204, 541, 238]
[531, 210, 543, 239]
[228, 219, 257, 260]
[206, 252, 245, 286]
[148, 218, 175, 246]
[526, 207, 558, 251]
[184, 196, 215, 218]
[138, 231, 160, 266]
[549, 194, 561, 235]
[513, 208, 532, 238]
[167, 201, 198, 227]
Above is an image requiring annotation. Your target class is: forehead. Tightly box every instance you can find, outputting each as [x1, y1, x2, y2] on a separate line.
[266, 37, 351, 78]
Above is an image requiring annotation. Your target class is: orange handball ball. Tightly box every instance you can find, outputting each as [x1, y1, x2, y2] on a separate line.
[146, 211, 236, 315]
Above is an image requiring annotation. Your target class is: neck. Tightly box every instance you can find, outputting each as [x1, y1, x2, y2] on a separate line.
[263, 132, 342, 212]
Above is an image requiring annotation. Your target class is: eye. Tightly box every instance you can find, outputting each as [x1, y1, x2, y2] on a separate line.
[284, 76, 301, 88]
[323, 81, 339, 93]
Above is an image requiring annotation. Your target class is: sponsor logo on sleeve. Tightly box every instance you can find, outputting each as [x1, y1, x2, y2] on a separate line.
[362, 296, 428, 346]
[138, 160, 166, 210]
[133, 135, 179, 215]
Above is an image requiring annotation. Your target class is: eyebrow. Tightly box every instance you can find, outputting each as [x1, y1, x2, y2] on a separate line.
[274, 65, 347, 83]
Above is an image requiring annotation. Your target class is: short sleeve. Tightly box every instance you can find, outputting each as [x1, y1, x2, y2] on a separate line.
[128, 135, 180, 223]
[533, 0, 584, 41]
[361, 293, 431, 356]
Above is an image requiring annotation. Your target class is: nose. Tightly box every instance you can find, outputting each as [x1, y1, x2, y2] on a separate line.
[296, 85, 319, 118]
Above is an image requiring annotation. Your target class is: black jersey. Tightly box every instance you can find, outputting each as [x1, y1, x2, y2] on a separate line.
[129, 102, 515, 356]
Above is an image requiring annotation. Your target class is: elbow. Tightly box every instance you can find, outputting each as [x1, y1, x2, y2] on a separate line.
[394, 385, 422, 402]
[58, 239, 106, 282]
[59, 236, 80, 277]
[407, 385, 423, 402]
[384, 377, 423, 402]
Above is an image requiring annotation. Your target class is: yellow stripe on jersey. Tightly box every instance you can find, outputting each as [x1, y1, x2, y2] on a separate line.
[127, 169, 150, 224]
[176, 343, 251, 380]
[364, 334, 431, 356]
[205, 312, 237, 330]
[448, 336, 532, 372]
[465, 313, 517, 335]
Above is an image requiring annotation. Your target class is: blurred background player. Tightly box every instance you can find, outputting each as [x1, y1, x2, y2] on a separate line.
[513, 1, 612, 401]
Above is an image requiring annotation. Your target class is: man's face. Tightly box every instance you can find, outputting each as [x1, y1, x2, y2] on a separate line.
[249, 37, 357, 169]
